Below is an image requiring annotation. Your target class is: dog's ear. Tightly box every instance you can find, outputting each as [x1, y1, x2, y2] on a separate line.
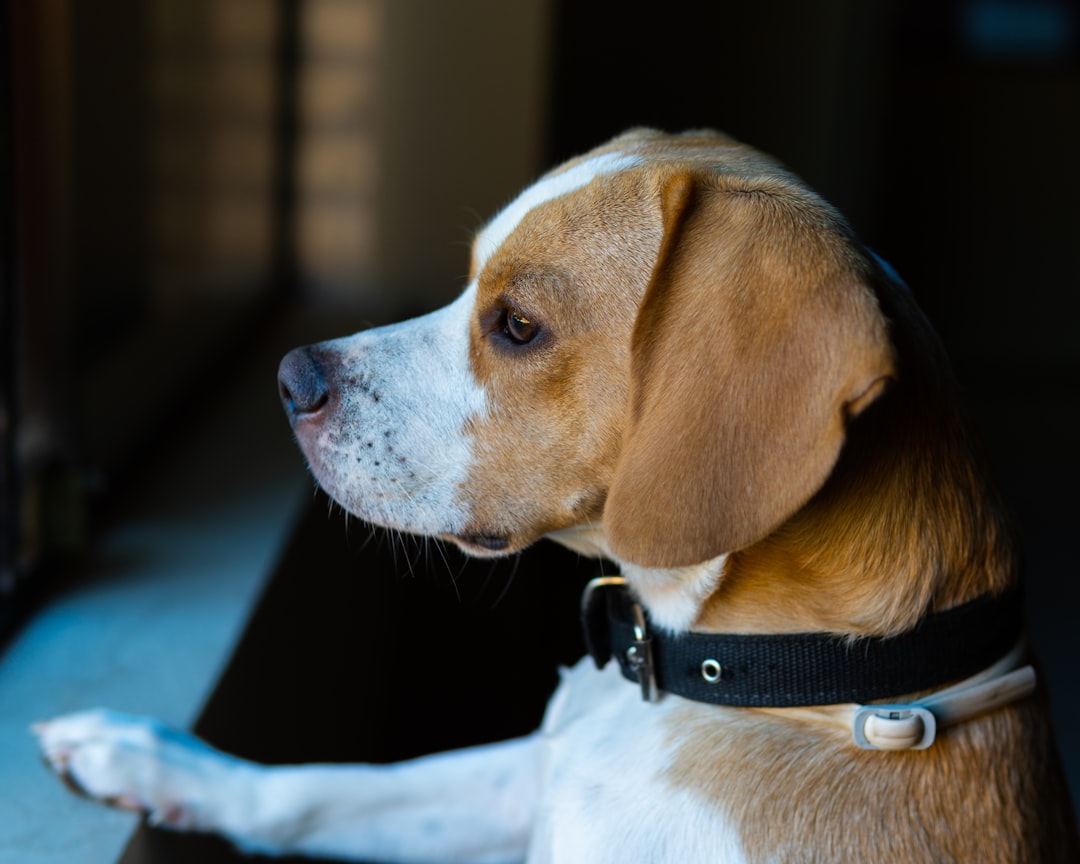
[603, 172, 895, 568]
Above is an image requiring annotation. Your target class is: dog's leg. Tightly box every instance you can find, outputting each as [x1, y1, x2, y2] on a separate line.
[36, 709, 542, 863]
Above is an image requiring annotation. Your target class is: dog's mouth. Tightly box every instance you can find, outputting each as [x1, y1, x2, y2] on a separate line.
[451, 533, 512, 556]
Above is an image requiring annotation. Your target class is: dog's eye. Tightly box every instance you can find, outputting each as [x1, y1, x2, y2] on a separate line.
[504, 309, 540, 344]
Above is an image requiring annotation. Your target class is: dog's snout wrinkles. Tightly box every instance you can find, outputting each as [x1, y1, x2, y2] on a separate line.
[278, 346, 330, 420]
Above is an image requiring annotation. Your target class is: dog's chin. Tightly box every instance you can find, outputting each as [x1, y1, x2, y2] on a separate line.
[310, 475, 524, 558]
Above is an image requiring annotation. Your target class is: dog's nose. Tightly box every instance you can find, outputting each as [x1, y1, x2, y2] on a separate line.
[278, 346, 329, 420]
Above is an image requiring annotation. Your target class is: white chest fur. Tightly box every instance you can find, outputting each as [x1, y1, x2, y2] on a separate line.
[527, 659, 747, 864]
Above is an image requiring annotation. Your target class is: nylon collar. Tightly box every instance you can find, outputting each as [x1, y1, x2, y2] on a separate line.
[581, 577, 1025, 708]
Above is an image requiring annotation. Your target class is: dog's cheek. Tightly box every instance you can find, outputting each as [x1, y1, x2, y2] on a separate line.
[456, 405, 618, 548]
[459, 301, 633, 544]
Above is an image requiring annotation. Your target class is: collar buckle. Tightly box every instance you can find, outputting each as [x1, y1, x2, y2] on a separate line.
[581, 576, 627, 669]
[626, 601, 660, 703]
[581, 576, 660, 702]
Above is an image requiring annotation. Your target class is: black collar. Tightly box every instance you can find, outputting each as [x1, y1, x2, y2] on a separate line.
[581, 577, 1024, 706]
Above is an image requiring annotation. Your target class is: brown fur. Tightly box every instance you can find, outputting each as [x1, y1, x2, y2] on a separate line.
[696, 267, 1018, 637]
[667, 694, 1077, 863]
[604, 168, 895, 568]
[458, 128, 1076, 857]
[462, 168, 664, 547]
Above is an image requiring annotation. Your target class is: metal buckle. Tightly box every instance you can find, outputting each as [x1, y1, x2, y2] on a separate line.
[581, 576, 660, 702]
[581, 576, 628, 669]
[626, 600, 660, 703]
[580, 576, 628, 618]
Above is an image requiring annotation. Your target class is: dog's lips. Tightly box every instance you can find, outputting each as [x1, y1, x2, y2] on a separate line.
[450, 533, 513, 556]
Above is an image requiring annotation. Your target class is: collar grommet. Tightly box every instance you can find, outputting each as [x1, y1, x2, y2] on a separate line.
[701, 658, 723, 683]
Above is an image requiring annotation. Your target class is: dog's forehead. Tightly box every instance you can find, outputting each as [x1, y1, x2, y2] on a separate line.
[471, 150, 644, 277]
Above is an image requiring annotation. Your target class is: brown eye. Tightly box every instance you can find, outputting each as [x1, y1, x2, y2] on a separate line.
[504, 309, 540, 344]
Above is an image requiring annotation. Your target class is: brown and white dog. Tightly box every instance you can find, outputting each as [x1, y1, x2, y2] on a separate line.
[37, 129, 1078, 861]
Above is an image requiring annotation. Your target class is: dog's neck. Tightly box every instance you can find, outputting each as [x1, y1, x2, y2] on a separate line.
[551, 390, 1016, 641]
[553, 289, 1018, 640]
[548, 525, 727, 632]
[699, 287, 1017, 639]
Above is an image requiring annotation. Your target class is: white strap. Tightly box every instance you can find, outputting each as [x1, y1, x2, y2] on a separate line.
[749, 641, 1036, 751]
[853, 640, 1035, 750]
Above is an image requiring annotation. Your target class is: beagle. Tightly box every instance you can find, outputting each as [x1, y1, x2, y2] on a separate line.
[37, 129, 1078, 862]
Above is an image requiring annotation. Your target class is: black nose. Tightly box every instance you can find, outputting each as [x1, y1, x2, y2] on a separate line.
[278, 346, 329, 420]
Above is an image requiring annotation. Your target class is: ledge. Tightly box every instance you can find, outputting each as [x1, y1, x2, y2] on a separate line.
[0, 319, 311, 863]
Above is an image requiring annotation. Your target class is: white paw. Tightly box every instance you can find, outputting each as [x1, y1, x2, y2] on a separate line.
[34, 709, 242, 832]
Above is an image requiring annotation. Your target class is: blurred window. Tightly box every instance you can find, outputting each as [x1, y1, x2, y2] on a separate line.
[0, 0, 380, 642]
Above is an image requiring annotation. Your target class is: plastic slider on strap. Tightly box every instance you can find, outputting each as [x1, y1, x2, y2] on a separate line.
[851, 661, 1037, 751]
[853, 706, 937, 750]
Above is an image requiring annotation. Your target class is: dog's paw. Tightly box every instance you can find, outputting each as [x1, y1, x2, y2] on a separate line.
[33, 709, 244, 832]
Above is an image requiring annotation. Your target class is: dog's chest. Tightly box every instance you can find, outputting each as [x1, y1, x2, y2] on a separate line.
[526, 658, 748, 863]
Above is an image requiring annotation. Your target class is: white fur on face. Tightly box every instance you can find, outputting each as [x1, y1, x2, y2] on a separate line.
[472, 151, 643, 274]
[300, 285, 486, 538]
[304, 151, 646, 547]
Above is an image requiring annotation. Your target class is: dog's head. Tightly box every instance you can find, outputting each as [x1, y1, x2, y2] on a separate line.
[279, 129, 894, 588]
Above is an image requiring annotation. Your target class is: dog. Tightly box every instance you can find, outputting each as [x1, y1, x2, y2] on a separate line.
[36, 129, 1078, 862]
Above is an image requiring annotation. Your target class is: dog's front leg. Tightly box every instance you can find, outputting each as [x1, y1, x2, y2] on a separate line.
[250, 733, 544, 863]
[36, 709, 543, 864]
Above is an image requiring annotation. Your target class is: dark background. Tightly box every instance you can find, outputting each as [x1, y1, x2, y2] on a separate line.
[1, 1, 1077, 861]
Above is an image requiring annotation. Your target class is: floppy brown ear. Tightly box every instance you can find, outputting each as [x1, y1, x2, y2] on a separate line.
[603, 172, 895, 568]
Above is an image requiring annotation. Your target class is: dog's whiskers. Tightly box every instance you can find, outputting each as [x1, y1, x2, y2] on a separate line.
[485, 552, 521, 610]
